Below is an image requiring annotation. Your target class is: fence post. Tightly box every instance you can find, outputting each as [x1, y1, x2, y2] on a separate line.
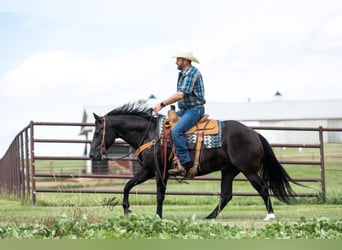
[19, 133, 25, 198]
[318, 126, 326, 202]
[30, 121, 37, 205]
[25, 127, 31, 197]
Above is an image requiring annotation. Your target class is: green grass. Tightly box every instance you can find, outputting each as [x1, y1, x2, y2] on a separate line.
[0, 214, 340, 239]
[35, 160, 87, 174]
[0, 143, 341, 238]
[0, 193, 341, 239]
[1, 193, 342, 226]
[19, 142, 340, 228]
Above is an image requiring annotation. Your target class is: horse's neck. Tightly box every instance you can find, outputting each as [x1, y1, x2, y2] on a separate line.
[110, 116, 156, 148]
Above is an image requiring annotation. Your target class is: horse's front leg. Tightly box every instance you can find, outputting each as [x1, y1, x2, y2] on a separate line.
[155, 174, 168, 218]
[123, 169, 154, 217]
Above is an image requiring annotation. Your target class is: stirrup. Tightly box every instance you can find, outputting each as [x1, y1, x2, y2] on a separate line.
[168, 158, 186, 176]
[168, 167, 186, 176]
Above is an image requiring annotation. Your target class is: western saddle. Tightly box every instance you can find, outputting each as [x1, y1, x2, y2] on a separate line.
[135, 106, 219, 179]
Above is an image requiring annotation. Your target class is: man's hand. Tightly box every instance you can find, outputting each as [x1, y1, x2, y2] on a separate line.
[153, 103, 163, 113]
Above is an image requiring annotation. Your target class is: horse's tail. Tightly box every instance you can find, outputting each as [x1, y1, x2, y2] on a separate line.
[258, 134, 296, 203]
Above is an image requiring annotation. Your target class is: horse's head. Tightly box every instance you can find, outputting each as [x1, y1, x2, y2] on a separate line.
[89, 113, 117, 161]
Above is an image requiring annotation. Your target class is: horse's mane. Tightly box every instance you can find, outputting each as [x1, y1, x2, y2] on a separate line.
[106, 103, 158, 122]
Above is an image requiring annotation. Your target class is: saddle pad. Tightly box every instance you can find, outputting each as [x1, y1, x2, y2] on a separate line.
[185, 121, 222, 149]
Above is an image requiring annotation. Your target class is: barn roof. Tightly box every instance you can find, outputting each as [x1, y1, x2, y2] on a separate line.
[205, 99, 342, 121]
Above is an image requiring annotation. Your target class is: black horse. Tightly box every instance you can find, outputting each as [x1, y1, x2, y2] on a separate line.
[89, 103, 297, 220]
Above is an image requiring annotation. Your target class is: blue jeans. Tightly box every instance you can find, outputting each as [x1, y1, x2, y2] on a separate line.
[172, 106, 205, 165]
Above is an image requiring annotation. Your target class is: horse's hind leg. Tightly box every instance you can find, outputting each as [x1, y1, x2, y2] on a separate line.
[205, 167, 240, 219]
[244, 172, 275, 220]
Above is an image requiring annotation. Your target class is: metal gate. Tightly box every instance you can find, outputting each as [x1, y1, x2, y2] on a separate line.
[1, 121, 341, 203]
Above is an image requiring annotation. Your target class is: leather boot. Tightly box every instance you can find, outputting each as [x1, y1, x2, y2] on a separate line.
[168, 158, 188, 176]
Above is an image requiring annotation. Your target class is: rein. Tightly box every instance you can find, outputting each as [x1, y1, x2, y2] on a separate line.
[99, 110, 166, 187]
[100, 116, 108, 158]
[135, 117, 172, 180]
[134, 112, 160, 162]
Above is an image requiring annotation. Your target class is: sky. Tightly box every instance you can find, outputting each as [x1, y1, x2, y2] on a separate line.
[0, 0, 342, 156]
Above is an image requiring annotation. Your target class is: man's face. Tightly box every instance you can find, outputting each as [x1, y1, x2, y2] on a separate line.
[176, 57, 188, 70]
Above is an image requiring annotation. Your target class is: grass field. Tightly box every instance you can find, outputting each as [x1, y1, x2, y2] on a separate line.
[1, 192, 342, 224]
[0, 193, 341, 239]
[0, 143, 341, 238]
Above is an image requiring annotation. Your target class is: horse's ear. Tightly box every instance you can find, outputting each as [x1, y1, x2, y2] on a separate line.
[93, 113, 102, 122]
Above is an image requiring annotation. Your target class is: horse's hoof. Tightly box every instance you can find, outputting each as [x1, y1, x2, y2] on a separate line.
[124, 209, 132, 218]
[264, 213, 275, 221]
[204, 214, 217, 220]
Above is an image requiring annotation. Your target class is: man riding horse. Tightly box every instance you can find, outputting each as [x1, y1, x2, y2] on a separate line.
[153, 51, 206, 177]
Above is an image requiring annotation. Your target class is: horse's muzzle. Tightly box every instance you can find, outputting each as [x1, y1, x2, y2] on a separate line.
[89, 151, 104, 162]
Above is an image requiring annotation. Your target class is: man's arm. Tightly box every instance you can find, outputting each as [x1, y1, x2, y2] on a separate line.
[153, 92, 184, 113]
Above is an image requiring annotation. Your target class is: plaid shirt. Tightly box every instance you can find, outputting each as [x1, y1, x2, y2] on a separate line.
[177, 65, 206, 110]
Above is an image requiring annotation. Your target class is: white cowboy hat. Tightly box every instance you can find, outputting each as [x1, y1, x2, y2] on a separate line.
[171, 51, 199, 63]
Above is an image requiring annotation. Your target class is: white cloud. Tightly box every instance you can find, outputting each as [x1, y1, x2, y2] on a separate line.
[310, 15, 342, 50]
[3, 51, 109, 96]
[1, 0, 342, 103]
[1, 0, 342, 155]
[1, 49, 174, 100]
